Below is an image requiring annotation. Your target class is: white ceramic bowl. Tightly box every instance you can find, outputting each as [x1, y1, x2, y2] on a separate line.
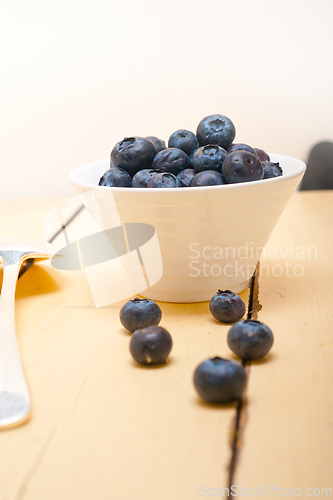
[69, 154, 305, 303]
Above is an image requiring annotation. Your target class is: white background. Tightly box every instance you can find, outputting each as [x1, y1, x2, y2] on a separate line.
[1, 0, 332, 198]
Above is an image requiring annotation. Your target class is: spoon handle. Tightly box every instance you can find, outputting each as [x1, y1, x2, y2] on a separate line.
[0, 261, 31, 428]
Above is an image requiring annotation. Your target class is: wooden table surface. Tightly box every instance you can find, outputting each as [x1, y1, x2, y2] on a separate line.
[0, 191, 332, 500]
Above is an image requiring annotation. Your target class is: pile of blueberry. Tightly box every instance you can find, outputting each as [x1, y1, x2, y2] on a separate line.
[120, 298, 172, 365]
[194, 321, 273, 404]
[192, 290, 273, 404]
[99, 114, 283, 188]
[119, 291, 274, 406]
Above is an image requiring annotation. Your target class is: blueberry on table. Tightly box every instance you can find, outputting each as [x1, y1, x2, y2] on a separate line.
[196, 114, 236, 150]
[227, 319, 274, 361]
[176, 169, 196, 187]
[111, 137, 156, 177]
[193, 357, 246, 404]
[253, 148, 270, 162]
[227, 143, 257, 156]
[152, 147, 189, 175]
[120, 297, 162, 332]
[146, 136, 166, 154]
[168, 129, 198, 156]
[192, 145, 228, 173]
[147, 172, 177, 188]
[132, 169, 158, 188]
[262, 161, 283, 179]
[190, 170, 226, 187]
[129, 325, 173, 365]
[209, 290, 246, 323]
[99, 168, 132, 187]
[222, 151, 263, 183]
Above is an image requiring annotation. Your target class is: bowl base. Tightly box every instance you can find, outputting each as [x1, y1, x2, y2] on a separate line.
[139, 280, 250, 303]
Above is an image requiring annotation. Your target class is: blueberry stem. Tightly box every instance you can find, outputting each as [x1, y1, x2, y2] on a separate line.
[247, 271, 256, 319]
[246, 262, 262, 320]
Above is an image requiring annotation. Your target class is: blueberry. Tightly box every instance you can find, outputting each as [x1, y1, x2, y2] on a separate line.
[132, 169, 159, 188]
[147, 172, 177, 188]
[188, 147, 200, 167]
[222, 151, 263, 183]
[193, 357, 246, 404]
[190, 170, 226, 187]
[168, 129, 198, 156]
[129, 325, 172, 365]
[176, 168, 196, 187]
[120, 297, 162, 332]
[192, 145, 228, 173]
[146, 136, 166, 154]
[99, 167, 132, 187]
[111, 137, 156, 177]
[262, 161, 283, 179]
[196, 114, 236, 150]
[227, 143, 257, 156]
[209, 290, 246, 323]
[227, 319, 274, 361]
[152, 147, 189, 175]
[253, 148, 270, 162]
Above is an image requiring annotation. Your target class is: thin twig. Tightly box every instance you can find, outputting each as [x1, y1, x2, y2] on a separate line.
[227, 262, 261, 496]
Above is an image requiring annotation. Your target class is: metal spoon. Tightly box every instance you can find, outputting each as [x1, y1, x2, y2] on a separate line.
[0, 239, 55, 428]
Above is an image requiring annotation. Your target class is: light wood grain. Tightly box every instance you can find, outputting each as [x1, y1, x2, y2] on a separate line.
[0, 200, 246, 500]
[236, 191, 333, 495]
[0, 193, 332, 500]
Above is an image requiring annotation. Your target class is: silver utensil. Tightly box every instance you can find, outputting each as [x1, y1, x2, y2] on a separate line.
[0, 239, 54, 428]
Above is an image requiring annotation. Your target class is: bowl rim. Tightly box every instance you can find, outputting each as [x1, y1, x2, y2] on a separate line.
[69, 153, 306, 193]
